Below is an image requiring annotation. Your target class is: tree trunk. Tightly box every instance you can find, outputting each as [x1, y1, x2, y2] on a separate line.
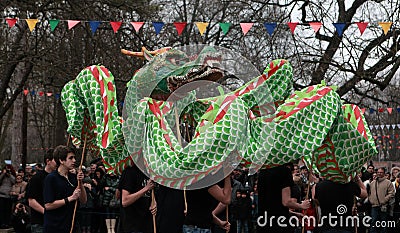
[11, 61, 30, 170]
[22, 93, 28, 169]
[12, 93, 22, 170]
[54, 97, 68, 146]
[0, 108, 13, 162]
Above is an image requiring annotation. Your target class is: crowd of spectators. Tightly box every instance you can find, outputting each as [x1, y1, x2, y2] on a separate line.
[1, 160, 399, 233]
[0, 160, 120, 233]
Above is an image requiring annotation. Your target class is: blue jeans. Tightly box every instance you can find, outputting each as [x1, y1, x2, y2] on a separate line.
[237, 219, 249, 233]
[182, 224, 211, 233]
[31, 224, 44, 233]
[370, 206, 388, 233]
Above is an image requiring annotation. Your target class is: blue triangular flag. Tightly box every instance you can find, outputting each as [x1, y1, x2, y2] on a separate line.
[369, 108, 375, 114]
[333, 23, 346, 36]
[152, 22, 164, 35]
[30, 90, 36, 96]
[89, 21, 101, 35]
[263, 22, 277, 36]
[120, 101, 124, 107]
[55, 93, 61, 100]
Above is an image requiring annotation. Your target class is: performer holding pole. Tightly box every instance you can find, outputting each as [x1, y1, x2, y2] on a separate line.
[118, 164, 157, 233]
[353, 196, 358, 233]
[151, 190, 157, 233]
[154, 109, 186, 233]
[226, 205, 229, 233]
[312, 173, 367, 233]
[302, 162, 315, 233]
[43, 145, 87, 233]
[183, 174, 232, 233]
[70, 137, 87, 233]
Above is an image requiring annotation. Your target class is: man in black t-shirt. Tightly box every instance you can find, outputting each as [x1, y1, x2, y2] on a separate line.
[156, 185, 185, 233]
[313, 175, 367, 233]
[43, 145, 87, 233]
[26, 148, 57, 233]
[257, 164, 310, 233]
[183, 176, 232, 233]
[118, 165, 156, 233]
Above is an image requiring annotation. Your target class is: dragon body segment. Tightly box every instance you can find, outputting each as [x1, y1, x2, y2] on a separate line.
[61, 46, 377, 188]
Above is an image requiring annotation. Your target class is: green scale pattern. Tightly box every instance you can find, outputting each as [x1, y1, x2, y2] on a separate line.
[61, 48, 377, 187]
[62, 65, 129, 173]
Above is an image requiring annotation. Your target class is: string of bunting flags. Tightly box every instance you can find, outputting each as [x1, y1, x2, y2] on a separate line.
[366, 125, 400, 150]
[370, 124, 400, 130]
[362, 107, 400, 114]
[3, 18, 396, 36]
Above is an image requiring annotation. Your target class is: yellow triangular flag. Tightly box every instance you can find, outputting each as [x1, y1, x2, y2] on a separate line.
[378, 22, 392, 35]
[25, 19, 38, 32]
[195, 22, 209, 36]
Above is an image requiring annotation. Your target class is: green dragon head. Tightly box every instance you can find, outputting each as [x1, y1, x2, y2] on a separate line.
[126, 46, 224, 101]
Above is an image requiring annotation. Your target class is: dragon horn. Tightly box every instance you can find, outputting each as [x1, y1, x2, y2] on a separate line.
[121, 48, 146, 59]
[121, 47, 172, 60]
[142, 47, 154, 61]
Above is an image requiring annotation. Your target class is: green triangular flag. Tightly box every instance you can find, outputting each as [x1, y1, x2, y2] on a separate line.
[219, 22, 231, 35]
[49, 19, 59, 31]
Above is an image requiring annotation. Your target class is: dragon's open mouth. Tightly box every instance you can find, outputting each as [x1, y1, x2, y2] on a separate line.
[167, 55, 224, 92]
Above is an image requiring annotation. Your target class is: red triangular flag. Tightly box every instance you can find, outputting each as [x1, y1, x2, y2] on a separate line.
[174, 22, 187, 35]
[110, 21, 122, 33]
[361, 108, 366, 114]
[378, 108, 384, 112]
[6, 18, 18, 28]
[68, 20, 80, 30]
[23, 89, 29, 96]
[309, 22, 322, 33]
[287, 22, 299, 34]
[387, 108, 393, 114]
[131, 22, 144, 32]
[356, 22, 368, 35]
[39, 91, 44, 96]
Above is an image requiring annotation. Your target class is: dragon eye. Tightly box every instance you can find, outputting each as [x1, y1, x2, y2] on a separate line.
[168, 58, 177, 65]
